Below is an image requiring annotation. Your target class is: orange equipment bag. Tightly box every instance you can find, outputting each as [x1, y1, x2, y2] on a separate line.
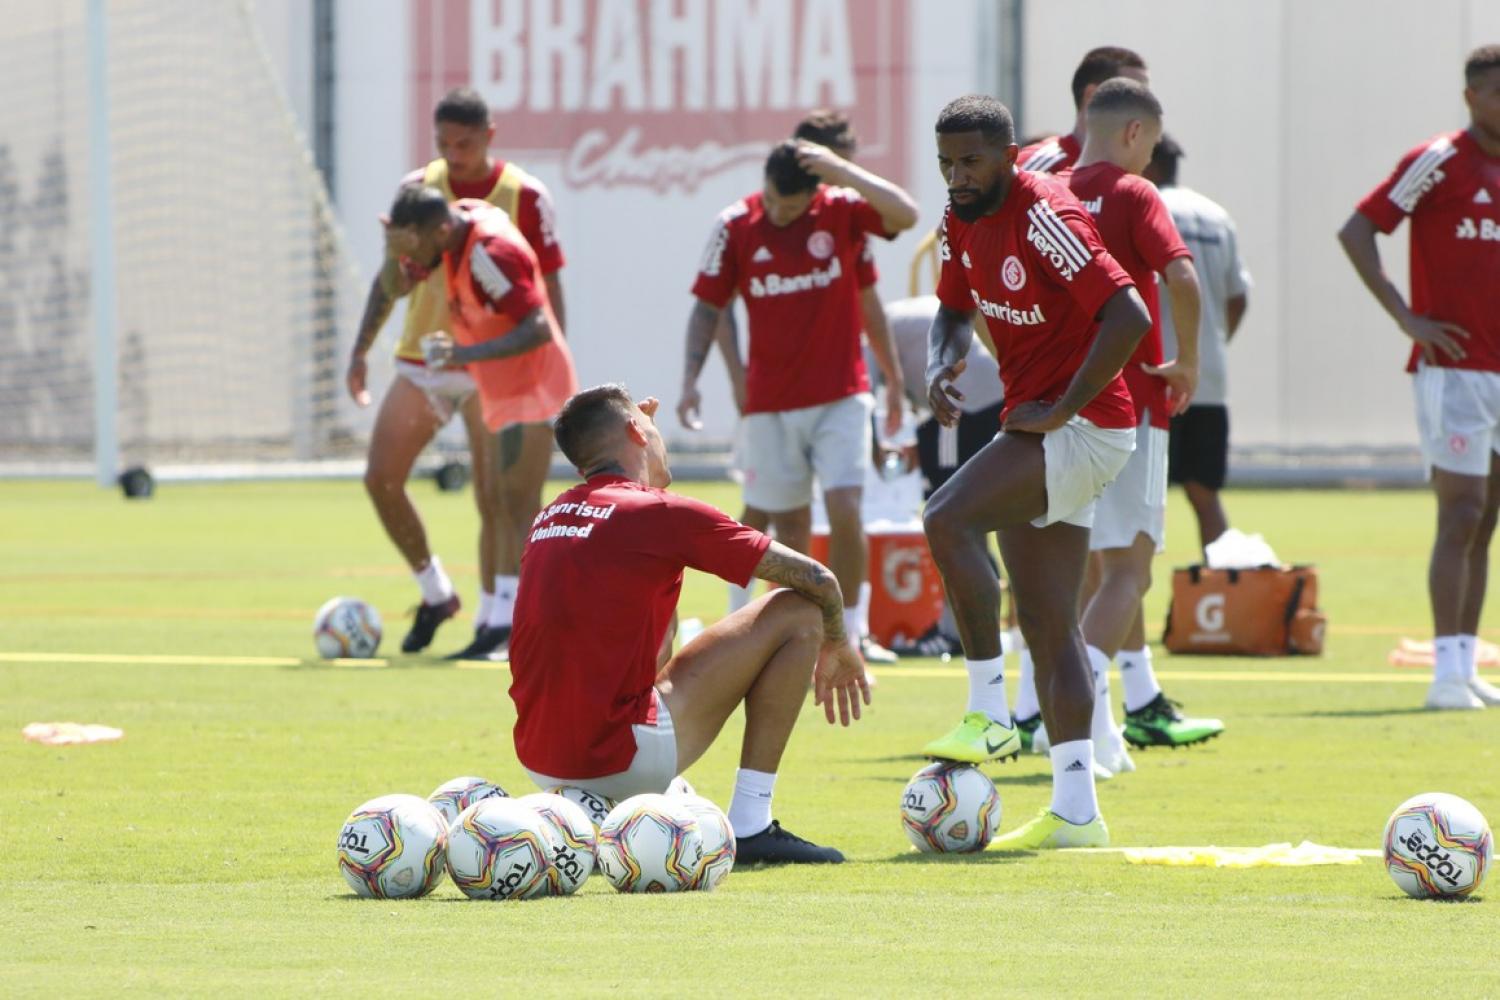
[1162, 565, 1325, 656]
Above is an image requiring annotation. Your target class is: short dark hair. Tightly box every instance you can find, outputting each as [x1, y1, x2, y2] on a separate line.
[554, 383, 634, 472]
[765, 141, 819, 196]
[1086, 78, 1163, 121]
[1070, 46, 1147, 109]
[934, 95, 1016, 146]
[388, 184, 451, 229]
[434, 87, 491, 128]
[1466, 44, 1500, 85]
[1149, 133, 1184, 185]
[794, 109, 857, 155]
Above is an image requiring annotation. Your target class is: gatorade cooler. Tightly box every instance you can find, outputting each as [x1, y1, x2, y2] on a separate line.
[810, 521, 945, 647]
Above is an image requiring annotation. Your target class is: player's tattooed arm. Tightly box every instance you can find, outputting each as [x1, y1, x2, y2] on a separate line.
[448, 308, 551, 364]
[925, 304, 977, 427]
[353, 275, 398, 356]
[751, 542, 848, 646]
[677, 299, 722, 430]
[713, 301, 748, 415]
[1007, 287, 1151, 433]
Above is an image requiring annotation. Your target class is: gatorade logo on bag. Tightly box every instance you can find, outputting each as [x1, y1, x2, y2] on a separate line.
[1194, 593, 1227, 635]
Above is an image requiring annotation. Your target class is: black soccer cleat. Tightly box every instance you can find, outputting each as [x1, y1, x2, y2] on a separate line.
[400, 594, 461, 653]
[733, 820, 845, 866]
[445, 624, 512, 661]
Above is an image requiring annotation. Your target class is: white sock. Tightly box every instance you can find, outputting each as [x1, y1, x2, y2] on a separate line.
[486, 574, 519, 629]
[1086, 645, 1119, 745]
[727, 581, 755, 614]
[965, 654, 1010, 723]
[1049, 739, 1099, 824]
[856, 582, 872, 636]
[1118, 646, 1163, 713]
[1458, 633, 1478, 680]
[475, 590, 494, 628]
[727, 768, 776, 838]
[843, 607, 861, 647]
[1013, 648, 1040, 721]
[1434, 635, 1462, 684]
[414, 556, 454, 606]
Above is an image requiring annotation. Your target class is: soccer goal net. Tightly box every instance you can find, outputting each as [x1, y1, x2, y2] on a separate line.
[0, 0, 386, 481]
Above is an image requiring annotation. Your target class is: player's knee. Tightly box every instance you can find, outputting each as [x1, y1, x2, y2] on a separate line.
[766, 589, 823, 645]
[363, 464, 398, 499]
[922, 495, 962, 551]
[1438, 494, 1487, 542]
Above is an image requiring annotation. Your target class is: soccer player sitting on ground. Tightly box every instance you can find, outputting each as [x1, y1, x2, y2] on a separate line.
[920, 95, 1151, 848]
[1338, 44, 1500, 711]
[1059, 79, 1223, 771]
[381, 186, 579, 644]
[346, 88, 567, 657]
[508, 385, 870, 864]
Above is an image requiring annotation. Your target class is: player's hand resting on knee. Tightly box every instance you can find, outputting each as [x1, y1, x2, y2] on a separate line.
[814, 641, 871, 727]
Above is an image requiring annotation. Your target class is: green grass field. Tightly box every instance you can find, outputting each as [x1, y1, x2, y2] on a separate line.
[3, 479, 1499, 997]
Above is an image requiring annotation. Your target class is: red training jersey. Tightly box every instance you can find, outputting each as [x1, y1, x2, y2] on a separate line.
[1355, 129, 1500, 374]
[1018, 133, 1082, 175]
[692, 186, 893, 413]
[508, 476, 772, 778]
[401, 160, 566, 275]
[1064, 162, 1191, 429]
[936, 169, 1137, 430]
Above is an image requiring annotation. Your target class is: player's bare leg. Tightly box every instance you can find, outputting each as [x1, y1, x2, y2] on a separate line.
[767, 507, 813, 554]
[1431, 454, 1500, 707]
[728, 506, 773, 613]
[364, 376, 460, 652]
[659, 590, 844, 862]
[824, 484, 869, 640]
[1183, 480, 1229, 551]
[461, 393, 499, 627]
[1079, 536, 1154, 773]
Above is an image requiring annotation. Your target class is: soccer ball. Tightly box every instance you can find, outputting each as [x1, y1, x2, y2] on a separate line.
[900, 762, 1001, 853]
[679, 794, 736, 891]
[445, 798, 553, 901]
[427, 776, 508, 826]
[517, 792, 597, 896]
[545, 785, 616, 830]
[337, 793, 448, 899]
[666, 775, 696, 797]
[313, 597, 382, 659]
[1383, 792, 1493, 899]
[596, 793, 704, 893]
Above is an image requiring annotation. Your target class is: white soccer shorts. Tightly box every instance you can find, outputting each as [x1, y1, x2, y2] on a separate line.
[394, 359, 476, 425]
[523, 695, 678, 800]
[1413, 364, 1500, 478]
[1033, 416, 1136, 530]
[741, 392, 874, 512]
[1091, 421, 1169, 552]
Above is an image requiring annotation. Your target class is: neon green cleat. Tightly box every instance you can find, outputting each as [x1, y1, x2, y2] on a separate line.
[991, 809, 1109, 850]
[921, 712, 1021, 763]
[1123, 693, 1225, 749]
[1013, 713, 1041, 753]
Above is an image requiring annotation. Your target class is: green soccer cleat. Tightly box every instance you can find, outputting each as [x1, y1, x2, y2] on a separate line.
[991, 808, 1109, 850]
[1013, 713, 1042, 753]
[1123, 693, 1225, 749]
[921, 712, 1021, 763]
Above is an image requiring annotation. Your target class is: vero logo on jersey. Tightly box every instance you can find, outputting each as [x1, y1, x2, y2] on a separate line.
[1455, 218, 1500, 241]
[748, 256, 843, 297]
[1025, 199, 1091, 283]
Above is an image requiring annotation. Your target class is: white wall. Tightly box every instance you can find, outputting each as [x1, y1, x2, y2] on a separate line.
[1022, 0, 1500, 448]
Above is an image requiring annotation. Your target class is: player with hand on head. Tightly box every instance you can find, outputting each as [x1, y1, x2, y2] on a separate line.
[920, 95, 1151, 848]
[1338, 45, 1500, 711]
[1017, 46, 1150, 176]
[380, 185, 578, 660]
[678, 140, 919, 678]
[509, 385, 870, 865]
[346, 88, 567, 657]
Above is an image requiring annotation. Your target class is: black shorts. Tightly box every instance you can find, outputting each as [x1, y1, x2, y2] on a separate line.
[916, 400, 1005, 498]
[1168, 404, 1229, 490]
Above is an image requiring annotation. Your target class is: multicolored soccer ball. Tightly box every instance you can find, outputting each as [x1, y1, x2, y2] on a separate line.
[427, 776, 508, 825]
[900, 762, 1001, 853]
[517, 792, 597, 896]
[445, 798, 553, 901]
[337, 793, 448, 899]
[545, 785, 616, 830]
[1383, 792, 1492, 899]
[666, 775, 696, 797]
[595, 793, 704, 893]
[313, 597, 382, 659]
[680, 794, 736, 891]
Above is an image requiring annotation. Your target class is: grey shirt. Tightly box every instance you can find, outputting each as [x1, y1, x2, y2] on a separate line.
[1157, 185, 1251, 406]
[874, 295, 1004, 416]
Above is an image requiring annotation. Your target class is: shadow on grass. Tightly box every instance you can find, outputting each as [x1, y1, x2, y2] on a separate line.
[885, 850, 1035, 865]
[1286, 707, 1434, 719]
[862, 769, 1053, 787]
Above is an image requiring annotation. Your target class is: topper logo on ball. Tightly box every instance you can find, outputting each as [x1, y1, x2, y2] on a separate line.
[410, 0, 910, 193]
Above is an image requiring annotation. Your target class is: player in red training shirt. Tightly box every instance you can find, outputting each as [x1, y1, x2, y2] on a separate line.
[1058, 80, 1225, 771]
[920, 96, 1152, 849]
[508, 385, 869, 865]
[1339, 45, 1500, 711]
[1017, 46, 1149, 176]
[678, 140, 918, 674]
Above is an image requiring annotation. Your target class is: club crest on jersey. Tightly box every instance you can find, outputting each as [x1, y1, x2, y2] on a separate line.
[1001, 255, 1026, 291]
[807, 231, 835, 260]
[1451, 434, 1470, 456]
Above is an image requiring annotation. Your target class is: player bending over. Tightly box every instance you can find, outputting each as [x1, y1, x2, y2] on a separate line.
[920, 96, 1151, 849]
[508, 385, 870, 864]
[1338, 45, 1500, 711]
